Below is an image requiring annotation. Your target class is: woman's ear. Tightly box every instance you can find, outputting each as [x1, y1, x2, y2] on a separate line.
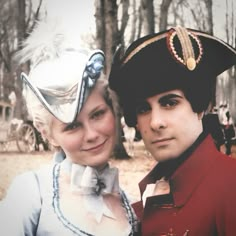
[47, 137, 59, 147]
[39, 128, 58, 147]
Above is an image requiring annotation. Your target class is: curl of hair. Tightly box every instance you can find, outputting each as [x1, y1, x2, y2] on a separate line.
[91, 74, 120, 121]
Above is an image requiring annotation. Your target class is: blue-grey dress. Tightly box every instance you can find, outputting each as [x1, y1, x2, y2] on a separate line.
[0, 161, 138, 236]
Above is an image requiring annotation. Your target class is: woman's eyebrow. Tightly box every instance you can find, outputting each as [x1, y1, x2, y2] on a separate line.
[63, 120, 81, 131]
[87, 104, 106, 116]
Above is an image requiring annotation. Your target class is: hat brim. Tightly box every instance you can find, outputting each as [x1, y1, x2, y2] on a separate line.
[21, 50, 105, 123]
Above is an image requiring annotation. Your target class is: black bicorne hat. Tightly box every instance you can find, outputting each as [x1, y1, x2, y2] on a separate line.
[109, 26, 236, 127]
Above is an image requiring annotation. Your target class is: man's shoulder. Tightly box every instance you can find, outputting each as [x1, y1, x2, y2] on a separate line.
[213, 153, 236, 173]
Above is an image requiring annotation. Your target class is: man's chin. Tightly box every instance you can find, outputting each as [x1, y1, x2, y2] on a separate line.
[150, 150, 179, 162]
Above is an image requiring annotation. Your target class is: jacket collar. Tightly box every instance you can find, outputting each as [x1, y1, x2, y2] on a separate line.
[133, 135, 220, 218]
[170, 134, 219, 206]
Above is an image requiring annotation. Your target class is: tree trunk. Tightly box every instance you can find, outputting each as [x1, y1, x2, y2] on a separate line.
[140, 0, 155, 35]
[95, 0, 130, 159]
[113, 115, 131, 159]
[14, 0, 27, 119]
[95, 0, 106, 56]
[204, 0, 213, 34]
[159, 0, 172, 31]
[129, 0, 137, 44]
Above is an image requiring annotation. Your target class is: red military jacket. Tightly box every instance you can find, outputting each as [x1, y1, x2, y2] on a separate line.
[132, 135, 236, 236]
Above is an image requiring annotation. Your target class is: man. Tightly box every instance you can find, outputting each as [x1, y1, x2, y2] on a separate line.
[109, 26, 236, 235]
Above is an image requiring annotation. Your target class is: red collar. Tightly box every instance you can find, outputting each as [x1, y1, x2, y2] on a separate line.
[132, 135, 221, 218]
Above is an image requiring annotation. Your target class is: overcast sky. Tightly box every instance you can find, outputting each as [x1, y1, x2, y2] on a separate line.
[42, 0, 235, 46]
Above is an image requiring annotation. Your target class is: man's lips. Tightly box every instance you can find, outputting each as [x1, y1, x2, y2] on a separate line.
[82, 140, 107, 151]
[151, 137, 174, 145]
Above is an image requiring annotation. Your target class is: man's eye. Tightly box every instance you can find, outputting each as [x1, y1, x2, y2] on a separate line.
[161, 99, 178, 107]
[136, 103, 151, 115]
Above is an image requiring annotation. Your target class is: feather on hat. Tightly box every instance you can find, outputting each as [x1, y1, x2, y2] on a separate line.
[17, 19, 105, 123]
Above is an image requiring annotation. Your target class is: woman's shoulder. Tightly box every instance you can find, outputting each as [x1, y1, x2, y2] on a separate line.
[3, 162, 55, 202]
[7, 170, 41, 194]
[0, 169, 45, 235]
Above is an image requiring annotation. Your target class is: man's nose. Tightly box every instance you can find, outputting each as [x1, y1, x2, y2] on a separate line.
[150, 109, 167, 131]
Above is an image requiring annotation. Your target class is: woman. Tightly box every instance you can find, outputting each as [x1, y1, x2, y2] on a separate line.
[0, 21, 137, 236]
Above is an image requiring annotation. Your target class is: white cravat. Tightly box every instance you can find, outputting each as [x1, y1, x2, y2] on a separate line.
[70, 164, 120, 194]
[61, 159, 120, 223]
[142, 177, 170, 207]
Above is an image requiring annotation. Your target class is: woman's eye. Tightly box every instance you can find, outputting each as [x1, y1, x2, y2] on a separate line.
[136, 103, 151, 115]
[65, 122, 81, 131]
[91, 109, 106, 119]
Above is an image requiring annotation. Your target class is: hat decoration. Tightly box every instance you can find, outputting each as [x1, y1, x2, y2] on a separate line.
[21, 49, 105, 123]
[167, 26, 203, 71]
[17, 20, 105, 123]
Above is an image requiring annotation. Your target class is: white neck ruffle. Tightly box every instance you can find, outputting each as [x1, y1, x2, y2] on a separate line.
[61, 158, 120, 223]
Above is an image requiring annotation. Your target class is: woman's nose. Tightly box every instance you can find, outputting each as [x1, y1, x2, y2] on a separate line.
[84, 124, 99, 142]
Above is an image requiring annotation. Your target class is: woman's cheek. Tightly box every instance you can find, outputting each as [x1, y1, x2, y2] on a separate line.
[61, 134, 82, 151]
[103, 114, 116, 134]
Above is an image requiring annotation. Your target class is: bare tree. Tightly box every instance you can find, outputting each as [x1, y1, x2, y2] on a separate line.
[167, 0, 213, 33]
[159, 0, 172, 31]
[0, 0, 20, 104]
[128, 0, 137, 44]
[15, 0, 43, 119]
[95, 0, 131, 159]
[203, 0, 213, 34]
[139, 0, 155, 35]
[0, 0, 43, 118]
[95, 0, 129, 74]
[94, 0, 106, 56]
[225, 0, 230, 43]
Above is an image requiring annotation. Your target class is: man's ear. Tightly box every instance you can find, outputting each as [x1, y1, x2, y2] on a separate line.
[198, 111, 204, 120]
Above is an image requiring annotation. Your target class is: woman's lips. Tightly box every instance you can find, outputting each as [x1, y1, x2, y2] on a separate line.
[82, 140, 107, 152]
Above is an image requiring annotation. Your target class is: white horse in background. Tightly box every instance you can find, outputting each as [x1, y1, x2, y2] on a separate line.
[121, 116, 136, 156]
[218, 103, 229, 126]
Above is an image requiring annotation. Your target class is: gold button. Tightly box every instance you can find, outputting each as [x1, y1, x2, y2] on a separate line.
[186, 57, 196, 70]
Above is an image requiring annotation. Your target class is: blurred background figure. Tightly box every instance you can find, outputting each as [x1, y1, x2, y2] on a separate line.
[230, 138, 236, 158]
[224, 110, 236, 155]
[121, 116, 136, 156]
[219, 103, 236, 155]
[203, 106, 226, 154]
[218, 103, 228, 125]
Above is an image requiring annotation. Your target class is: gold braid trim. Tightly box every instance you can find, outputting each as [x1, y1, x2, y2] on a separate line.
[175, 26, 196, 70]
[168, 26, 203, 71]
[122, 33, 167, 65]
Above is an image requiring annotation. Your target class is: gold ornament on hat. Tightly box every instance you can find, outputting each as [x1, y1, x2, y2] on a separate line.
[122, 33, 167, 65]
[167, 26, 203, 71]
